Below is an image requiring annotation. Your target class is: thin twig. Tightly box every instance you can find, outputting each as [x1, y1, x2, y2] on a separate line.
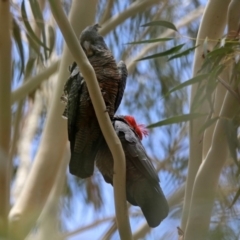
[48, 1, 132, 239]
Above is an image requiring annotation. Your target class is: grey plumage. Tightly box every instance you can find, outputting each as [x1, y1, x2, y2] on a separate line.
[61, 24, 128, 178]
[96, 116, 169, 227]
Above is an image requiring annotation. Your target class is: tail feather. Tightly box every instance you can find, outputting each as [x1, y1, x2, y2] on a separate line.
[69, 152, 95, 178]
[129, 179, 169, 228]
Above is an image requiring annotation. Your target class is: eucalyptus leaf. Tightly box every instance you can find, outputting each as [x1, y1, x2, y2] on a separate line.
[21, 0, 50, 51]
[166, 73, 208, 96]
[136, 44, 185, 61]
[147, 113, 207, 128]
[141, 20, 178, 32]
[12, 18, 25, 79]
[168, 45, 199, 61]
[127, 38, 173, 44]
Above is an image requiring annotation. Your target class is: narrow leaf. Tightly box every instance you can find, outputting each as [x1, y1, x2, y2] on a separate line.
[29, 0, 48, 60]
[168, 45, 199, 61]
[48, 25, 55, 58]
[21, 0, 50, 50]
[29, 0, 44, 30]
[230, 188, 240, 208]
[12, 18, 25, 78]
[127, 38, 173, 44]
[136, 44, 185, 61]
[25, 58, 36, 78]
[141, 20, 178, 32]
[147, 113, 207, 129]
[166, 73, 208, 96]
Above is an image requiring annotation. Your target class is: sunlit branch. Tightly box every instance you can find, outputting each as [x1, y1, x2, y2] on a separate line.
[48, 1, 132, 239]
[99, 0, 114, 25]
[100, 0, 161, 36]
[181, 0, 231, 234]
[11, 61, 59, 104]
[0, 1, 11, 237]
[63, 216, 115, 238]
[8, 1, 97, 239]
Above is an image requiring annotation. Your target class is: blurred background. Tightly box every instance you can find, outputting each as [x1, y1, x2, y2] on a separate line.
[9, 0, 240, 239]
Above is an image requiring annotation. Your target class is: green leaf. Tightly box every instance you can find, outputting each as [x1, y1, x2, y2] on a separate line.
[166, 73, 208, 96]
[168, 45, 199, 61]
[29, 0, 48, 60]
[147, 113, 207, 128]
[230, 187, 240, 208]
[25, 58, 36, 78]
[21, 0, 50, 51]
[127, 38, 173, 44]
[136, 44, 185, 61]
[29, 0, 44, 29]
[141, 20, 178, 32]
[12, 18, 25, 79]
[47, 25, 55, 58]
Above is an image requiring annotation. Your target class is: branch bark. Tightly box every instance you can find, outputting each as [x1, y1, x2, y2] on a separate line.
[99, 0, 161, 36]
[48, 1, 132, 239]
[184, 1, 240, 239]
[8, 1, 97, 239]
[0, 1, 11, 237]
[181, 0, 231, 233]
[11, 61, 59, 104]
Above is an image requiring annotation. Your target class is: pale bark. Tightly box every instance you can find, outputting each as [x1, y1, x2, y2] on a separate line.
[181, 0, 231, 233]
[0, 1, 11, 237]
[8, 1, 97, 239]
[185, 91, 239, 239]
[100, 0, 161, 36]
[63, 216, 115, 238]
[12, 92, 43, 201]
[184, 1, 240, 239]
[30, 148, 69, 240]
[11, 61, 59, 104]
[48, 1, 132, 239]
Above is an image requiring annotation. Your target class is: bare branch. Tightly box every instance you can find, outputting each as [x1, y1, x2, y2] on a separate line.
[8, 1, 98, 239]
[12, 92, 43, 201]
[0, 1, 11, 236]
[100, 0, 161, 36]
[181, 0, 231, 233]
[11, 61, 59, 105]
[63, 216, 115, 238]
[99, 0, 114, 25]
[48, 1, 132, 239]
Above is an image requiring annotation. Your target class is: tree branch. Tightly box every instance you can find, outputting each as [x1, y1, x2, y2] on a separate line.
[11, 61, 59, 105]
[0, 1, 11, 237]
[8, 1, 98, 239]
[100, 0, 161, 36]
[48, 1, 132, 239]
[181, 0, 231, 233]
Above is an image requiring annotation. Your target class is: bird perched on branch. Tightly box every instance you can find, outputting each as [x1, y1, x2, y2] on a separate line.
[96, 115, 169, 227]
[61, 24, 127, 178]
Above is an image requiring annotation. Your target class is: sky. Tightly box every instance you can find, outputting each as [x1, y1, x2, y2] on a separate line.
[10, 0, 207, 239]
